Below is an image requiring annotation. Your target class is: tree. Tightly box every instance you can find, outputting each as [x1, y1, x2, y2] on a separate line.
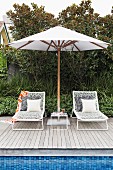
[0, 45, 7, 78]
[6, 3, 58, 90]
[7, 3, 58, 39]
[58, 0, 98, 36]
[6, 1, 113, 94]
[57, 0, 113, 90]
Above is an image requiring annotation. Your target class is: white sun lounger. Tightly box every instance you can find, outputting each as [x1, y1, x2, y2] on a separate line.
[12, 92, 45, 130]
[72, 91, 108, 130]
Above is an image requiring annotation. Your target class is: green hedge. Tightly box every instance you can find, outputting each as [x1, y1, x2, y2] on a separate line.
[0, 94, 72, 116]
[0, 97, 17, 116]
[45, 94, 72, 116]
[99, 95, 113, 117]
[0, 93, 113, 117]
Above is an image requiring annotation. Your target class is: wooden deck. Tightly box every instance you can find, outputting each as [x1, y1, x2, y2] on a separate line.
[0, 117, 113, 150]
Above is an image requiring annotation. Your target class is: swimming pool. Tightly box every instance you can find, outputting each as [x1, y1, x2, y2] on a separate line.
[0, 156, 113, 170]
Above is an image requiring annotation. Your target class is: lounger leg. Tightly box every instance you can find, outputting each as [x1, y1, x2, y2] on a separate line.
[12, 122, 14, 130]
[12, 120, 44, 131]
[77, 119, 79, 130]
[77, 120, 108, 131]
[71, 110, 77, 118]
[12, 120, 15, 130]
[42, 119, 44, 130]
[106, 120, 108, 130]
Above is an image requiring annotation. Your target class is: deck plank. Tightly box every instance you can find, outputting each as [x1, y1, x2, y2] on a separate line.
[68, 123, 76, 148]
[48, 126, 54, 148]
[52, 129, 58, 148]
[71, 127, 80, 148]
[11, 130, 26, 148]
[82, 122, 102, 148]
[38, 130, 46, 148]
[13, 123, 31, 148]
[72, 121, 86, 148]
[91, 123, 110, 148]
[0, 126, 13, 148]
[33, 131, 43, 148]
[43, 127, 50, 148]
[23, 131, 34, 149]
[56, 128, 62, 148]
[60, 126, 67, 148]
[0, 117, 113, 149]
[29, 131, 39, 148]
[0, 126, 11, 144]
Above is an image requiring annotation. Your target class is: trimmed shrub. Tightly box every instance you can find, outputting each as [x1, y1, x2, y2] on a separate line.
[0, 93, 113, 117]
[45, 94, 72, 116]
[99, 94, 113, 117]
[0, 97, 17, 116]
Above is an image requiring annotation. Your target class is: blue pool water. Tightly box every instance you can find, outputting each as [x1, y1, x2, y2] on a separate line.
[0, 156, 113, 170]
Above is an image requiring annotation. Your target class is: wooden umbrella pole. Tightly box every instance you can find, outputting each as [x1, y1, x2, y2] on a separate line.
[57, 48, 60, 112]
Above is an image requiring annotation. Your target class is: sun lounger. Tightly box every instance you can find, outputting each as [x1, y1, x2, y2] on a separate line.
[12, 91, 45, 130]
[72, 91, 108, 130]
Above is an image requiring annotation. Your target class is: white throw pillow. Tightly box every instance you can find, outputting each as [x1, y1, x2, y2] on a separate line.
[81, 99, 97, 112]
[27, 99, 41, 112]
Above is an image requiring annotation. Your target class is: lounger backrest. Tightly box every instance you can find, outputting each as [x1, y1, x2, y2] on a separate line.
[28, 92, 45, 112]
[73, 91, 99, 112]
[20, 91, 45, 112]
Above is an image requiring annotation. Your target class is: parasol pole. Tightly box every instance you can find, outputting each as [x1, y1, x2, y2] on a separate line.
[57, 44, 61, 112]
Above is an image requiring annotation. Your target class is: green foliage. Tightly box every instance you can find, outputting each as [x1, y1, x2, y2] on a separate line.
[0, 73, 56, 97]
[0, 74, 32, 97]
[45, 94, 72, 116]
[0, 51, 7, 69]
[0, 97, 17, 116]
[99, 92, 113, 117]
[1, 0, 113, 117]
[5, 1, 113, 94]
[57, 0, 113, 87]
[85, 72, 113, 96]
[7, 3, 58, 40]
[0, 48, 7, 78]
[58, 0, 99, 36]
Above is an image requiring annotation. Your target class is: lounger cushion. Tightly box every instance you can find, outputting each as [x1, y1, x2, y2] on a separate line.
[20, 92, 42, 111]
[76, 111, 108, 120]
[74, 91, 97, 112]
[75, 96, 95, 112]
[14, 111, 42, 119]
[81, 99, 97, 112]
[20, 96, 28, 111]
[27, 99, 41, 112]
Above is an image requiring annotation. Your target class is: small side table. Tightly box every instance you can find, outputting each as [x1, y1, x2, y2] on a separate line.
[51, 112, 68, 130]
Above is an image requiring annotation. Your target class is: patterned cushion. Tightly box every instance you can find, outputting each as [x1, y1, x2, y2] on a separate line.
[20, 92, 43, 111]
[15, 111, 42, 119]
[16, 91, 45, 112]
[20, 96, 28, 111]
[74, 91, 97, 112]
[78, 112, 105, 119]
[16, 91, 28, 112]
[28, 93, 41, 100]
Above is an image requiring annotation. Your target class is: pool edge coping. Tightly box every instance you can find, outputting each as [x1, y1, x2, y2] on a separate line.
[0, 148, 113, 156]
